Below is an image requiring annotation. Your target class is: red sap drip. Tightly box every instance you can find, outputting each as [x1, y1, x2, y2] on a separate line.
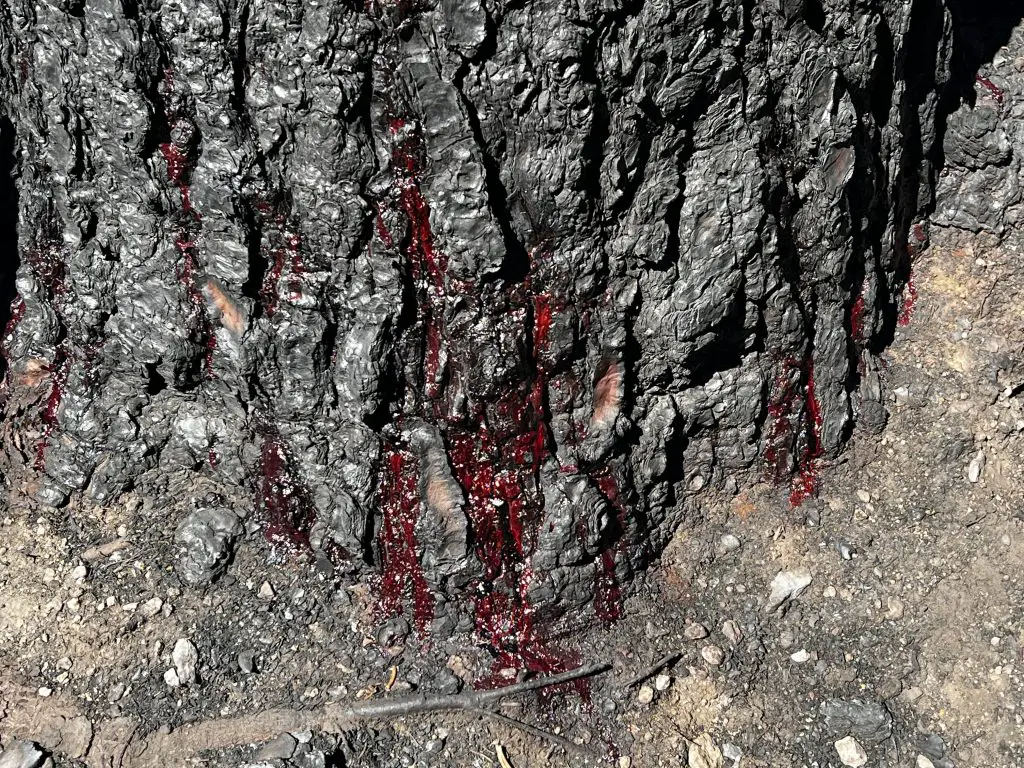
[260, 247, 287, 316]
[898, 273, 917, 327]
[788, 360, 824, 508]
[376, 445, 434, 633]
[208, 449, 219, 467]
[850, 293, 866, 345]
[159, 142, 189, 186]
[205, 334, 217, 377]
[259, 434, 316, 553]
[975, 75, 1005, 107]
[180, 186, 195, 216]
[399, 184, 446, 291]
[375, 206, 395, 248]
[532, 294, 553, 359]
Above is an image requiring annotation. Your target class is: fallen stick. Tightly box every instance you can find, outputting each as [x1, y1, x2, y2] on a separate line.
[325, 662, 611, 722]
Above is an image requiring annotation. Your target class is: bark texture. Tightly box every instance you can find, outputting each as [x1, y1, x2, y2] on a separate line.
[0, 0, 952, 653]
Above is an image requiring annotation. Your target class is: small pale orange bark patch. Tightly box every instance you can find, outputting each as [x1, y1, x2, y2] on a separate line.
[18, 358, 49, 388]
[424, 472, 461, 516]
[731, 490, 757, 521]
[204, 279, 245, 335]
[590, 361, 623, 429]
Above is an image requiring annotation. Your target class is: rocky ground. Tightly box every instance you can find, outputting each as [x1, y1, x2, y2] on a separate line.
[2, 222, 1023, 768]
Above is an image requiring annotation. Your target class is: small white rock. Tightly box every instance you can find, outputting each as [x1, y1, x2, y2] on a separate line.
[823, 586, 837, 598]
[618, 757, 632, 768]
[790, 649, 811, 663]
[856, 489, 871, 503]
[916, 755, 936, 768]
[722, 619, 742, 645]
[141, 597, 164, 617]
[636, 685, 654, 704]
[701, 644, 726, 666]
[71, 564, 88, 581]
[37, 686, 52, 697]
[684, 622, 709, 640]
[968, 450, 985, 483]
[766, 568, 813, 612]
[654, 673, 672, 691]
[886, 596, 905, 620]
[172, 638, 199, 685]
[163, 668, 180, 687]
[717, 533, 741, 554]
[834, 736, 868, 767]
[258, 581, 275, 599]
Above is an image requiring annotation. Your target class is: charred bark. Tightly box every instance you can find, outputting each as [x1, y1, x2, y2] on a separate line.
[1, 0, 958, 668]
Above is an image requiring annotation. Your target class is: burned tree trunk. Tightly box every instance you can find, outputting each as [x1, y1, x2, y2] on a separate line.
[1, 0, 951, 666]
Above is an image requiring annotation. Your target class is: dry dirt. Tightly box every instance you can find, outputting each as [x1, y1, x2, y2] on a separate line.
[2, 224, 1023, 767]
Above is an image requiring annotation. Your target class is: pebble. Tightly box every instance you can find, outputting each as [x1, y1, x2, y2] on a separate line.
[791, 649, 811, 663]
[238, 651, 255, 674]
[916, 756, 936, 768]
[140, 597, 163, 617]
[722, 743, 742, 764]
[618, 758, 632, 768]
[654, 673, 672, 691]
[36, 687, 51, 697]
[163, 668, 180, 688]
[257, 733, 297, 760]
[722, 620, 742, 645]
[885, 597, 905, 620]
[766, 568, 812, 612]
[717, 534, 741, 555]
[701, 644, 725, 666]
[684, 622, 709, 640]
[856, 489, 871, 503]
[823, 586, 837, 598]
[71, 564, 88, 581]
[636, 685, 654, 704]
[258, 581, 275, 599]
[172, 638, 199, 685]
[967, 450, 985, 483]
[834, 736, 868, 767]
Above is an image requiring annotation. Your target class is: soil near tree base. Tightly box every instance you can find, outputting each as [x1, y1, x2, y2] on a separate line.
[1, 223, 1023, 767]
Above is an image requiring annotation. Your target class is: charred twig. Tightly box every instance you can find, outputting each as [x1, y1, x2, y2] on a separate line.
[620, 651, 681, 689]
[329, 662, 611, 720]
